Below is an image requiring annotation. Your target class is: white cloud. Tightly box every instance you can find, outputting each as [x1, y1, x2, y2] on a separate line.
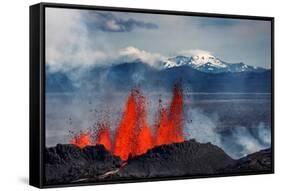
[118, 46, 164, 67]
[46, 8, 113, 72]
[106, 20, 122, 31]
[46, 8, 163, 72]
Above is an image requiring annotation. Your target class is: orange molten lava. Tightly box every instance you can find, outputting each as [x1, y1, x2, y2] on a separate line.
[114, 90, 153, 160]
[69, 84, 185, 161]
[135, 125, 153, 156]
[69, 132, 93, 148]
[96, 123, 112, 151]
[156, 84, 184, 145]
[133, 92, 153, 156]
[155, 108, 169, 145]
[113, 90, 138, 160]
[169, 84, 185, 142]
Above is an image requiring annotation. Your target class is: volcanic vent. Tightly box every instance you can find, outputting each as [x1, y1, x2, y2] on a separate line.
[69, 84, 185, 160]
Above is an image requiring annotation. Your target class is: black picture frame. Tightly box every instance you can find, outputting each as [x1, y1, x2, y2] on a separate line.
[30, 2, 274, 188]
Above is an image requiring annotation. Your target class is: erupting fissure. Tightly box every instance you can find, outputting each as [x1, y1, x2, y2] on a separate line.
[69, 131, 93, 148]
[96, 122, 112, 151]
[114, 90, 154, 160]
[155, 84, 184, 145]
[69, 84, 185, 161]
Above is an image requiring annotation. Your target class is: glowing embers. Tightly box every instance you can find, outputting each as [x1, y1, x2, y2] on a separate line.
[69, 84, 185, 161]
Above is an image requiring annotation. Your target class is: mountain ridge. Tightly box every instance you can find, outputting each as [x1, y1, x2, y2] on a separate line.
[46, 60, 271, 93]
[163, 55, 267, 73]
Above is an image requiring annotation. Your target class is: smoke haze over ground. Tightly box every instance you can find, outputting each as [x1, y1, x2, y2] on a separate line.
[185, 107, 271, 159]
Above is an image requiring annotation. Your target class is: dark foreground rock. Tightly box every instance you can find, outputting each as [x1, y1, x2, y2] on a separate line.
[222, 148, 272, 173]
[45, 144, 122, 184]
[115, 140, 235, 178]
[44, 141, 272, 185]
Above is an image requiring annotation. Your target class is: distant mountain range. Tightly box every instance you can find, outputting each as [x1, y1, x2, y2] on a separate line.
[163, 54, 267, 73]
[46, 56, 271, 93]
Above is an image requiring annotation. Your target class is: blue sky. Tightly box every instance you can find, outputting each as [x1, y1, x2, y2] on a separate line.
[46, 7, 271, 71]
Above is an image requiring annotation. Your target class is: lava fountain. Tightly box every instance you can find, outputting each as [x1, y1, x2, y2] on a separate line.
[96, 122, 112, 151]
[69, 131, 93, 148]
[114, 89, 153, 160]
[155, 84, 184, 145]
[69, 84, 185, 161]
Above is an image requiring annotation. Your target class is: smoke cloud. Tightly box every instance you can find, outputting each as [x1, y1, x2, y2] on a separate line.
[185, 108, 271, 159]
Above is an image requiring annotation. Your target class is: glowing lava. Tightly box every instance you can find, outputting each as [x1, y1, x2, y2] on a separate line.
[155, 84, 184, 145]
[69, 84, 185, 161]
[113, 90, 138, 160]
[114, 90, 153, 160]
[133, 92, 153, 156]
[96, 123, 112, 151]
[69, 131, 93, 148]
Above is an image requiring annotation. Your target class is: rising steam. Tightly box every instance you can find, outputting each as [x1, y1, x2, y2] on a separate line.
[185, 108, 271, 159]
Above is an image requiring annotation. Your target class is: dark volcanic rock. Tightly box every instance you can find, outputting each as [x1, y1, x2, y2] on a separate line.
[222, 148, 272, 173]
[44, 141, 272, 185]
[115, 140, 235, 178]
[45, 144, 122, 185]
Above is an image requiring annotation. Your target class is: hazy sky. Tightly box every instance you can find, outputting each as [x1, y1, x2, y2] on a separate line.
[46, 7, 272, 70]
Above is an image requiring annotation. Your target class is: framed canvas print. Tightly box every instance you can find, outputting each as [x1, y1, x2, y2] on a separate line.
[30, 2, 274, 188]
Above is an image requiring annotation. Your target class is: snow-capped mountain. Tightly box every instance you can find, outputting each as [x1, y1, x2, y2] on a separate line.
[163, 54, 266, 73]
